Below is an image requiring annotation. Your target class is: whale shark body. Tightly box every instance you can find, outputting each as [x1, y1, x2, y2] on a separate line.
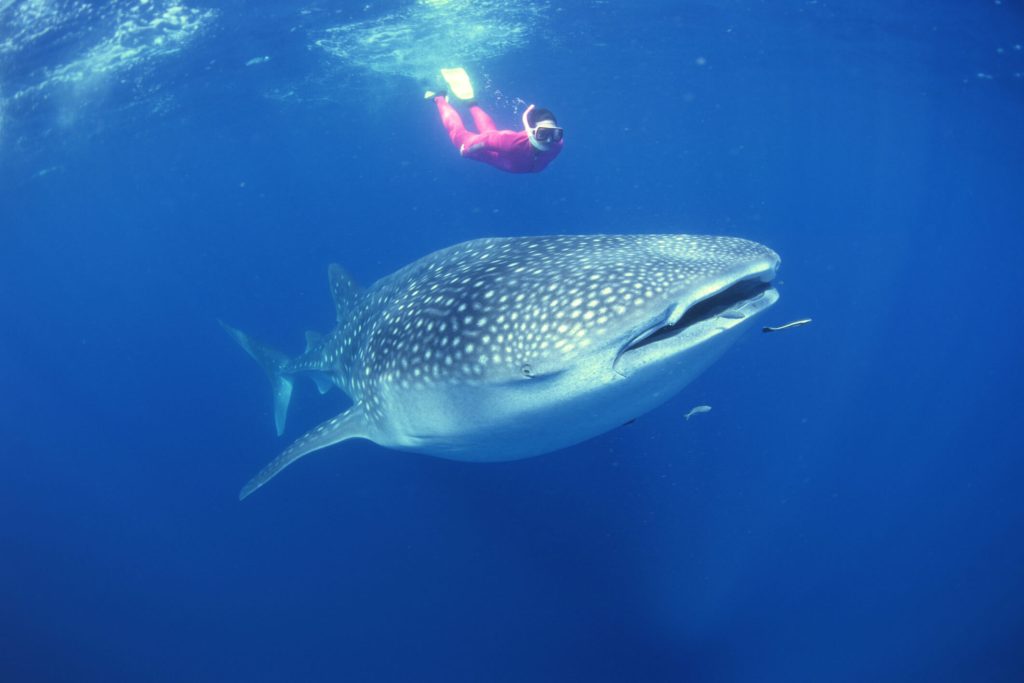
[224, 234, 780, 499]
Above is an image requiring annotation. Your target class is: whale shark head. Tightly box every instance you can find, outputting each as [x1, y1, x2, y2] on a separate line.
[588, 234, 781, 379]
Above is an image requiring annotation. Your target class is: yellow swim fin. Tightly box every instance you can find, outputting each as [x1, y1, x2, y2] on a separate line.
[440, 67, 475, 101]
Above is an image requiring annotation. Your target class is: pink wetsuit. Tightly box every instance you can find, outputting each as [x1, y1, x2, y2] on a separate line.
[435, 96, 563, 174]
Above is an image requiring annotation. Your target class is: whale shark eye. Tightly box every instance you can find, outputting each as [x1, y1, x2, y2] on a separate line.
[521, 364, 533, 378]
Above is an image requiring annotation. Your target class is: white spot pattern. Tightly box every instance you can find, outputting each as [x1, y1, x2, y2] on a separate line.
[283, 235, 776, 426]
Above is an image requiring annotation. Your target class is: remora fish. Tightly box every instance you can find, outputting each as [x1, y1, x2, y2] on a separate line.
[685, 405, 712, 420]
[763, 318, 812, 333]
[223, 234, 781, 499]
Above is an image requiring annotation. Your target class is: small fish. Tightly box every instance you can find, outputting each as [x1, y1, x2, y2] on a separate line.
[763, 318, 812, 333]
[684, 405, 712, 420]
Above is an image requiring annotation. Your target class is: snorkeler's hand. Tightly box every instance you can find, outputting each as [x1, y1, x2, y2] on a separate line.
[461, 143, 485, 155]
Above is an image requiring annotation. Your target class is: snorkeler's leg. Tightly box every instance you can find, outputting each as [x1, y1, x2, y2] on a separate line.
[469, 105, 497, 133]
[435, 95, 474, 149]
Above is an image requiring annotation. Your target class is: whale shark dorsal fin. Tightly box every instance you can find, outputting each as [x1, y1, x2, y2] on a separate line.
[238, 404, 370, 500]
[328, 264, 360, 323]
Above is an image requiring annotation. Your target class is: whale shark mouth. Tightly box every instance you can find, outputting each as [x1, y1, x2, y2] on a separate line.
[621, 275, 776, 355]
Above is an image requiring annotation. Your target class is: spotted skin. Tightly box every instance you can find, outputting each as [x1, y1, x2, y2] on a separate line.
[227, 234, 781, 499]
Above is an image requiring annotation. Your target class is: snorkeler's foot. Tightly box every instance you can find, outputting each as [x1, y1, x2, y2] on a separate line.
[423, 78, 448, 100]
[440, 67, 475, 101]
[422, 73, 446, 98]
[420, 72, 448, 100]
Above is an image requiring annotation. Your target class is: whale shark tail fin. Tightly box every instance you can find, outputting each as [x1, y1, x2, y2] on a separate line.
[239, 404, 369, 500]
[220, 320, 294, 437]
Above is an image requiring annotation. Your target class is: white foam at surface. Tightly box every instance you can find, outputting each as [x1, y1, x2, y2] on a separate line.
[1, 0, 92, 57]
[2, 0, 216, 102]
[315, 0, 549, 81]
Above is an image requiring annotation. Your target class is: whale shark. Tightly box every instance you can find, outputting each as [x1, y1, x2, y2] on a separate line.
[223, 234, 780, 499]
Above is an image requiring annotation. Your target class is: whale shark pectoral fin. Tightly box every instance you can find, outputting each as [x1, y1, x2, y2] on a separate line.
[238, 404, 369, 501]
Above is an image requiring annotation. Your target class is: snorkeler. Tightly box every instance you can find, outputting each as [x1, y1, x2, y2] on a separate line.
[425, 67, 563, 174]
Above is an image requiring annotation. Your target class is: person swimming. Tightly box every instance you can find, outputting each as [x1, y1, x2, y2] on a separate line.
[426, 67, 564, 174]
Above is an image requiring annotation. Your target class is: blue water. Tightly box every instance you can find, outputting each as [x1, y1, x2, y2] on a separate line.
[2, 1, 1023, 681]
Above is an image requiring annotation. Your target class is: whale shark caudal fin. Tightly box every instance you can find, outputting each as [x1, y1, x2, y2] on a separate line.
[328, 263, 361, 323]
[239, 404, 369, 500]
[220, 321, 294, 437]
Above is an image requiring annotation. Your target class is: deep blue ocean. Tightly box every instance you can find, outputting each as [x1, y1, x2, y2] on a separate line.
[2, 1, 1023, 681]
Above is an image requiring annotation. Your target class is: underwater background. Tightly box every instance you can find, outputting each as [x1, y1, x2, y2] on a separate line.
[2, 1, 1023, 681]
